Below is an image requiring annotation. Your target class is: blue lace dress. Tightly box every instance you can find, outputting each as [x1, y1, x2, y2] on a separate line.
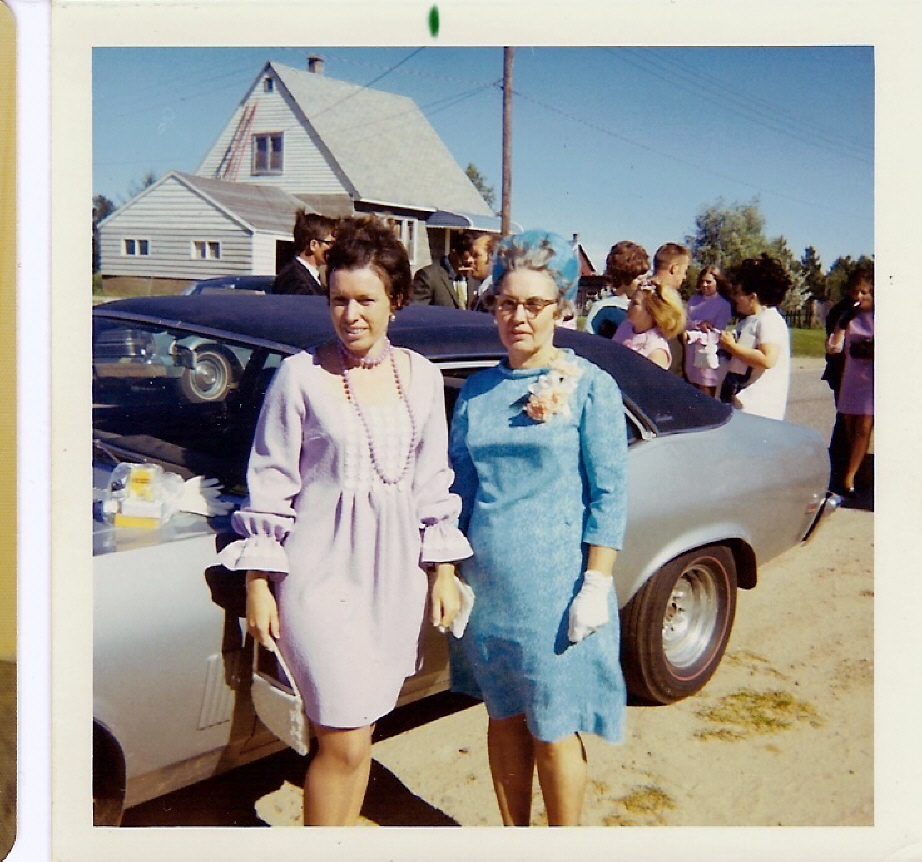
[448, 350, 629, 743]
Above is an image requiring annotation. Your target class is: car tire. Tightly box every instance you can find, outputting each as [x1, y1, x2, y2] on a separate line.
[93, 723, 126, 826]
[620, 545, 737, 705]
[178, 345, 239, 404]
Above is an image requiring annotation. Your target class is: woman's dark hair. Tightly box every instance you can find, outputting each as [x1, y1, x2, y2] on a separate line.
[605, 241, 649, 288]
[846, 261, 875, 293]
[727, 253, 791, 308]
[324, 216, 412, 310]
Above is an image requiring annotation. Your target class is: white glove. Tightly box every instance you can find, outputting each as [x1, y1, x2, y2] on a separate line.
[177, 475, 234, 517]
[449, 576, 475, 638]
[567, 570, 612, 643]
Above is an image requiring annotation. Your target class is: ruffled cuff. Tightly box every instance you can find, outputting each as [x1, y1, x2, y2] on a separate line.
[420, 520, 472, 565]
[216, 510, 293, 575]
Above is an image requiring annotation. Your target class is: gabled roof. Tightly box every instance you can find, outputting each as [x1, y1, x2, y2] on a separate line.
[173, 171, 310, 233]
[103, 171, 311, 235]
[270, 62, 493, 217]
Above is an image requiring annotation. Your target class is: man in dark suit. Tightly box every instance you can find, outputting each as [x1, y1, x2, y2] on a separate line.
[272, 211, 337, 295]
[411, 231, 475, 309]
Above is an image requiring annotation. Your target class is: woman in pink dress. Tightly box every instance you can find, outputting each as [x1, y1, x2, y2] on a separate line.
[684, 266, 733, 396]
[218, 217, 471, 825]
[613, 279, 686, 369]
[826, 271, 874, 495]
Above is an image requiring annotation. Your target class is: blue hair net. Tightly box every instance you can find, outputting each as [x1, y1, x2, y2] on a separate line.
[492, 230, 580, 303]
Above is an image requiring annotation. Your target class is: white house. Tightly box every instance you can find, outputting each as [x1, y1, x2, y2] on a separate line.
[98, 57, 498, 294]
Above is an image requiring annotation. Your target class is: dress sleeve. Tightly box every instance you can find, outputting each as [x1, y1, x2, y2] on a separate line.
[448, 380, 477, 536]
[413, 357, 473, 565]
[579, 365, 629, 550]
[216, 356, 306, 577]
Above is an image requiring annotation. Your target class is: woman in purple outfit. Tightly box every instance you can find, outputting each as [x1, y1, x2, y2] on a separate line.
[684, 266, 733, 396]
[826, 269, 874, 495]
[218, 217, 471, 825]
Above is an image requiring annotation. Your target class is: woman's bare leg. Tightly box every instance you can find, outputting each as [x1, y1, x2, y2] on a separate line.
[534, 733, 588, 826]
[843, 413, 874, 491]
[487, 715, 535, 826]
[303, 724, 373, 826]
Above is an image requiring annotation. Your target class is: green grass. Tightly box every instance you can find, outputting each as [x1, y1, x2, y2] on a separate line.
[790, 327, 827, 358]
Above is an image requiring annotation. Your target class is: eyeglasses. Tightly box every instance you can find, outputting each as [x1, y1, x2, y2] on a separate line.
[485, 294, 558, 317]
[318, 237, 334, 247]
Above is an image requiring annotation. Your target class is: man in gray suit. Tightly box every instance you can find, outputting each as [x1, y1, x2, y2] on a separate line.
[411, 231, 475, 308]
[272, 211, 336, 295]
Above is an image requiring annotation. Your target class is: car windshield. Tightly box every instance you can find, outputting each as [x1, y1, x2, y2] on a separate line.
[93, 316, 286, 494]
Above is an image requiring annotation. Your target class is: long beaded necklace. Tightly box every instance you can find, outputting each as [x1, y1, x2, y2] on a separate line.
[338, 339, 418, 485]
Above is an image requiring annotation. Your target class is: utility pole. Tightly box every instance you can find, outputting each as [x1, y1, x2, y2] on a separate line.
[501, 47, 514, 237]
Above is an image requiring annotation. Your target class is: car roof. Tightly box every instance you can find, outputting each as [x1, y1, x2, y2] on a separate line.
[94, 294, 731, 434]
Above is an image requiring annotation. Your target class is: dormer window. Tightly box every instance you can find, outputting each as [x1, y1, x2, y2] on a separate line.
[263, 76, 274, 93]
[253, 133, 283, 174]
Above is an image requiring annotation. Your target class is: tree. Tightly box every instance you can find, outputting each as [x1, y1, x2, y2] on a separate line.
[685, 198, 768, 270]
[92, 194, 116, 273]
[465, 163, 496, 211]
[800, 246, 826, 300]
[125, 170, 158, 201]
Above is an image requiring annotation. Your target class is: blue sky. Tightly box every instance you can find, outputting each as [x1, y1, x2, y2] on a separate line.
[93, 46, 873, 274]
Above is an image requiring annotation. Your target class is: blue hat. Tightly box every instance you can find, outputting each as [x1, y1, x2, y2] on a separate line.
[492, 230, 580, 303]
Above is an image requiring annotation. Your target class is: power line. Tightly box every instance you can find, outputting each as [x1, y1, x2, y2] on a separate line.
[613, 48, 872, 164]
[513, 88, 847, 217]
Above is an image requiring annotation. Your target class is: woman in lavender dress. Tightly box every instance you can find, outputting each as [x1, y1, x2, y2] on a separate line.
[684, 266, 733, 396]
[218, 217, 471, 826]
[826, 269, 874, 495]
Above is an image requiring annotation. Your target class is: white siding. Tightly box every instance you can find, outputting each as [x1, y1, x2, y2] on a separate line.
[197, 74, 346, 196]
[99, 176, 256, 280]
[251, 233, 289, 275]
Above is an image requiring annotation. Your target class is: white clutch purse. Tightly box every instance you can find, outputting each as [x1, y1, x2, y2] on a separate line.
[251, 640, 310, 756]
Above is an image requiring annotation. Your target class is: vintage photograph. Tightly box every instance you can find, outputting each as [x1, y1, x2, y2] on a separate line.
[49, 2, 919, 860]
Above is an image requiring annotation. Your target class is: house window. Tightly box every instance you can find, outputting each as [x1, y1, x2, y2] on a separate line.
[252, 133, 283, 174]
[383, 217, 418, 267]
[263, 77, 274, 93]
[192, 241, 221, 261]
[123, 238, 150, 256]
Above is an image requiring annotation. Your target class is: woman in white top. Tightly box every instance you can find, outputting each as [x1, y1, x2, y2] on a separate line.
[718, 254, 792, 421]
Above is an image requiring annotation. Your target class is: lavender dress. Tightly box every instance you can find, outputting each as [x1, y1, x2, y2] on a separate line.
[684, 293, 732, 387]
[838, 311, 874, 416]
[218, 348, 472, 728]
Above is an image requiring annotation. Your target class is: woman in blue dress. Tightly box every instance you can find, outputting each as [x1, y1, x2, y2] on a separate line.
[449, 230, 629, 826]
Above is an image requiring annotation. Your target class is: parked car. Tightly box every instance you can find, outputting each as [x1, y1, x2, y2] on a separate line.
[92, 294, 838, 825]
[181, 274, 275, 295]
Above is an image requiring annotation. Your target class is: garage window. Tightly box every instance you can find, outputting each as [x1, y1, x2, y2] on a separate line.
[123, 238, 150, 256]
[192, 241, 221, 261]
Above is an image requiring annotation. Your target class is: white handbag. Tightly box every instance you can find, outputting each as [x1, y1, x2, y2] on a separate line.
[251, 641, 311, 756]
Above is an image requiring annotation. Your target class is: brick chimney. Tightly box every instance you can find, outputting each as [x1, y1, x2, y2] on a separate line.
[308, 55, 324, 75]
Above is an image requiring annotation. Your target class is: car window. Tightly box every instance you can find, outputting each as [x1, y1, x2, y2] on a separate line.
[93, 317, 284, 494]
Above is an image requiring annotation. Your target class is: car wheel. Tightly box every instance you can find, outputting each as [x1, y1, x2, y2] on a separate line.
[620, 545, 737, 705]
[178, 345, 239, 404]
[93, 723, 126, 826]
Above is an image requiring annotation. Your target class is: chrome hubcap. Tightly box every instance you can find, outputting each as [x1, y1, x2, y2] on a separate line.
[662, 563, 720, 669]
